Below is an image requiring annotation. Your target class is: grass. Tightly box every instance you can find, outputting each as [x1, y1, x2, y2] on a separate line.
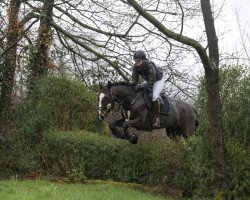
[0, 179, 169, 200]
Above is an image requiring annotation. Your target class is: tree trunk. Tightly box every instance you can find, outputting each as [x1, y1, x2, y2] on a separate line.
[0, 0, 21, 141]
[201, 0, 227, 194]
[28, 0, 54, 85]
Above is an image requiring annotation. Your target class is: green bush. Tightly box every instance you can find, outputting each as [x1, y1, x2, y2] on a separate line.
[195, 65, 250, 199]
[220, 66, 250, 145]
[225, 138, 250, 199]
[1, 128, 220, 198]
[180, 136, 215, 197]
[196, 65, 250, 145]
[0, 76, 109, 176]
[0, 135, 42, 178]
[39, 130, 188, 188]
[15, 76, 108, 142]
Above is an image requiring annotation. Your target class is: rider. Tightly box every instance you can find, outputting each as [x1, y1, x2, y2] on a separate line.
[132, 50, 164, 128]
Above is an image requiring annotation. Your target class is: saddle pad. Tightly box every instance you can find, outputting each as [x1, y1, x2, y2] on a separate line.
[143, 92, 172, 114]
[159, 97, 172, 115]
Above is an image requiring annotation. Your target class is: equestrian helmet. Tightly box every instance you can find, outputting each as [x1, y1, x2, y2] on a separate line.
[133, 50, 146, 60]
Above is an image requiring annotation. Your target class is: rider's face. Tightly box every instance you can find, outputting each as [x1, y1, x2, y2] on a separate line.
[134, 59, 143, 66]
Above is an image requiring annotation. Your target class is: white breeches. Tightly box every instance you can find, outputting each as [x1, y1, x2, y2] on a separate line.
[152, 79, 165, 101]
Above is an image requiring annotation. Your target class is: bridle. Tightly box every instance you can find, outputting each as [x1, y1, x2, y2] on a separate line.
[99, 89, 141, 117]
[98, 92, 115, 121]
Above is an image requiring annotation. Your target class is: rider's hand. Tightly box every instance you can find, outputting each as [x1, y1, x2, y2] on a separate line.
[135, 84, 141, 91]
[141, 82, 148, 90]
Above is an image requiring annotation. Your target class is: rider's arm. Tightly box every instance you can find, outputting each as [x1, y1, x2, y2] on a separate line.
[147, 63, 156, 90]
[132, 66, 139, 84]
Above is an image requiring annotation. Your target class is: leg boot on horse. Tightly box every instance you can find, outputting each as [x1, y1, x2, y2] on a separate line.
[152, 99, 160, 128]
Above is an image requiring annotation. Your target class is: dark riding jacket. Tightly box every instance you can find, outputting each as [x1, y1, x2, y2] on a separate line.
[132, 60, 163, 89]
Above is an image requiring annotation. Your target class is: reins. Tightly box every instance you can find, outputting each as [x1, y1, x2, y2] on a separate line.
[98, 105, 114, 123]
[99, 86, 142, 122]
[127, 91, 141, 110]
[111, 90, 142, 115]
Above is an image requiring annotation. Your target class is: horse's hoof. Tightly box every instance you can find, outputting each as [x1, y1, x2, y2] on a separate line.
[129, 134, 138, 144]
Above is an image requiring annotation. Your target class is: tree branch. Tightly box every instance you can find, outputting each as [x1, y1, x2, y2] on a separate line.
[54, 5, 129, 38]
[125, 0, 212, 71]
[52, 21, 129, 81]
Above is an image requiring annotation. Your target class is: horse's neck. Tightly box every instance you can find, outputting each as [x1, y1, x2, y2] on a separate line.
[112, 87, 137, 106]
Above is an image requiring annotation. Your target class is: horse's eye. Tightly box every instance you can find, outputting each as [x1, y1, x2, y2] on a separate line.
[103, 97, 109, 101]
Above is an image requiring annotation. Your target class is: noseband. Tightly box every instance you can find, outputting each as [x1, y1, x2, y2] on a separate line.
[99, 87, 141, 120]
[98, 94, 115, 113]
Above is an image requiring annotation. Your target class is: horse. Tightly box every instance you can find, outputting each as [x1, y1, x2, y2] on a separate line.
[98, 81, 198, 144]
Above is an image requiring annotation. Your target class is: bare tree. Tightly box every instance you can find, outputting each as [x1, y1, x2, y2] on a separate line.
[1, 0, 202, 100]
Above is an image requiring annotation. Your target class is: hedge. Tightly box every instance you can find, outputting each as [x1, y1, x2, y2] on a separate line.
[14, 76, 108, 144]
[39, 130, 188, 188]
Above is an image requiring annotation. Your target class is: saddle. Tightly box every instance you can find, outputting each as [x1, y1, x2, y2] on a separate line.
[143, 91, 172, 115]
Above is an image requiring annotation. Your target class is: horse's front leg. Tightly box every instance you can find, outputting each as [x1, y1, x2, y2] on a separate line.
[122, 117, 141, 144]
[109, 118, 125, 139]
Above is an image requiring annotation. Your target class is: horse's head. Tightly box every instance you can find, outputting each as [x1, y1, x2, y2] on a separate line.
[97, 82, 115, 121]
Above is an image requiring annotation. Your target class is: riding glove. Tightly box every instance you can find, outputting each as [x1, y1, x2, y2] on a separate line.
[135, 84, 142, 91]
[135, 82, 151, 92]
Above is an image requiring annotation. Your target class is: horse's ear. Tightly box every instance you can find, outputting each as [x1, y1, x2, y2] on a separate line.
[107, 81, 111, 89]
[99, 82, 104, 90]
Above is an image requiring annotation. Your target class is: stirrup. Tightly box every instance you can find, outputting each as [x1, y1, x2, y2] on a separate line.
[153, 117, 160, 127]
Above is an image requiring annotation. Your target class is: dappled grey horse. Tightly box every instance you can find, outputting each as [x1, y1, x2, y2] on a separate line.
[98, 81, 198, 144]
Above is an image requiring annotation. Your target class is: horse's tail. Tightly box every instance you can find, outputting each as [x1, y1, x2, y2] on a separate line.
[192, 106, 199, 130]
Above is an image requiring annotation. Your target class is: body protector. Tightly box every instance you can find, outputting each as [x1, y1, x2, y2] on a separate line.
[132, 60, 163, 90]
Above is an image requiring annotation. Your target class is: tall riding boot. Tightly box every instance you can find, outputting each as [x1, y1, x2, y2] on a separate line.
[153, 99, 160, 128]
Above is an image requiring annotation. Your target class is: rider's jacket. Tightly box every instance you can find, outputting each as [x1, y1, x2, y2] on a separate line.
[132, 59, 163, 89]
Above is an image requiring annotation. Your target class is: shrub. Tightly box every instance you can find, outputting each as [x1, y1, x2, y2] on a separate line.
[180, 136, 215, 198]
[1, 128, 221, 198]
[39, 130, 187, 188]
[225, 138, 250, 199]
[15, 76, 108, 143]
[196, 65, 250, 145]
[0, 76, 109, 176]
[195, 65, 250, 199]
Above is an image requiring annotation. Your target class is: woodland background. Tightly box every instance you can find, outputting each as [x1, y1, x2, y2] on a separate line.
[0, 0, 249, 199]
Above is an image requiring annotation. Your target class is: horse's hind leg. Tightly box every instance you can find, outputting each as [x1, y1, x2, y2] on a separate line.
[180, 123, 190, 139]
[166, 128, 179, 139]
[180, 118, 196, 138]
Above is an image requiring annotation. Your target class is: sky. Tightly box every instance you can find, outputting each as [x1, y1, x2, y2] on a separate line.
[218, 0, 250, 64]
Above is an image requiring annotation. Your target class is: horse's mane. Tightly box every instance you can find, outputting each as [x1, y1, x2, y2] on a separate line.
[107, 81, 135, 89]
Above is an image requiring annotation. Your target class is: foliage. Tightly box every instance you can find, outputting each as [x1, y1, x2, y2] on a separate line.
[1, 65, 249, 199]
[0, 138, 41, 178]
[40, 130, 248, 198]
[225, 139, 250, 199]
[39, 130, 187, 188]
[14, 76, 108, 143]
[195, 65, 250, 198]
[196, 65, 250, 145]
[2, 128, 248, 199]
[179, 136, 215, 197]
[219, 66, 250, 145]
[0, 76, 109, 177]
